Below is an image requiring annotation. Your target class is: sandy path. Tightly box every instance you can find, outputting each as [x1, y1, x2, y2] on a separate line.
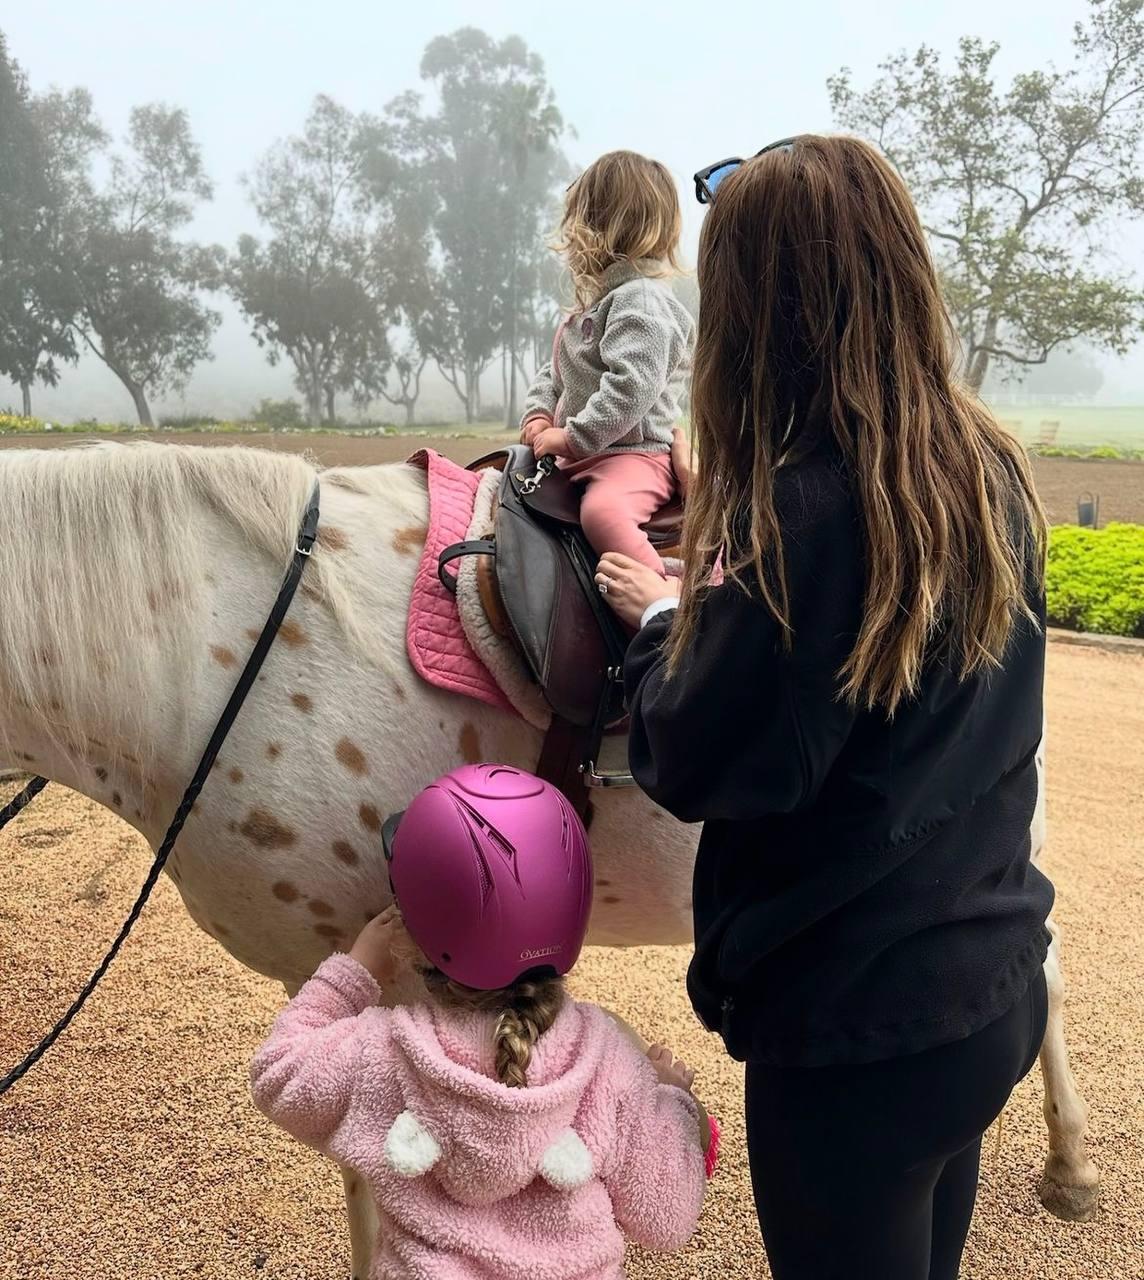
[1, 641, 1141, 1279]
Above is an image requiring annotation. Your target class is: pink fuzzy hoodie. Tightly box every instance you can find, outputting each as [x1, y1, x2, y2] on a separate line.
[251, 954, 707, 1280]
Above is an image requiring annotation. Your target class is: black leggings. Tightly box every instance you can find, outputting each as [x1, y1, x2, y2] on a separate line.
[745, 970, 1047, 1280]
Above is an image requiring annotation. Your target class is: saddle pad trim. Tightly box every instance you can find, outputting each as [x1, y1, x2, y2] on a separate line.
[405, 449, 516, 715]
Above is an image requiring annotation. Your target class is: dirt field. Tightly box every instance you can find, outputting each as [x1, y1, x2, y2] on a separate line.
[1, 429, 1141, 526]
[1, 640, 1141, 1279]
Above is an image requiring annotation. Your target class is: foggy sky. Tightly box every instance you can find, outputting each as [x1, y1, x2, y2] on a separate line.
[5, 0, 1144, 421]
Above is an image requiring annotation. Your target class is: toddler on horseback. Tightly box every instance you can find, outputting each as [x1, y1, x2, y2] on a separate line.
[252, 765, 715, 1280]
[521, 151, 695, 580]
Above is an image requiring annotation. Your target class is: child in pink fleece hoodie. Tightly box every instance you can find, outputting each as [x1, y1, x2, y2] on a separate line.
[251, 766, 712, 1280]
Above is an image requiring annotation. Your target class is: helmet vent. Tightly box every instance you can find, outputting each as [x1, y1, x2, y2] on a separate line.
[472, 837, 494, 905]
[452, 794, 519, 878]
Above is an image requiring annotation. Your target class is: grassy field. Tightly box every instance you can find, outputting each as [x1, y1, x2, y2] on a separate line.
[988, 404, 1144, 449]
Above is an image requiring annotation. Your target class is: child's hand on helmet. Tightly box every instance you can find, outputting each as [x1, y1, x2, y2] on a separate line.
[647, 1043, 697, 1092]
[350, 905, 422, 986]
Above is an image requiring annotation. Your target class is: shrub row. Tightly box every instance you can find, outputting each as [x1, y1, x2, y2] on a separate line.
[1046, 523, 1144, 639]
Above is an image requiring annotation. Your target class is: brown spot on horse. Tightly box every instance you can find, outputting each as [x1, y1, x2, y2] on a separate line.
[228, 767, 245, 785]
[335, 738, 369, 776]
[111, 791, 122, 808]
[602, 895, 622, 905]
[332, 841, 359, 866]
[248, 619, 307, 648]
[94, 766, 108, 783]
[266, 742, 282, 760]
[459, 723, 482, 764]
[392, 525, 428, 556]
[272, 881, 300, 902]
[239, 809, 297, 849]
[314, 923, 344, 940]
[318, 526, 350, 552]
[359, 804, 382, 833]
[308, 900, 335, 918]
[210, 645, 238, 669]
[291, 693, 313, 713]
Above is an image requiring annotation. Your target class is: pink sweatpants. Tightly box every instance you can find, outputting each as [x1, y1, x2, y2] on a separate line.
[562, 450, 677, 576]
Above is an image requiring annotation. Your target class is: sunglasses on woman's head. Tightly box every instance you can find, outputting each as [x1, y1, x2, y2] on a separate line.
[693, 138, 797, 204]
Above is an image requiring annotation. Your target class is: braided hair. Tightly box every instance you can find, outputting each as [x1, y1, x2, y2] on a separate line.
[423, 970, 566, 1088]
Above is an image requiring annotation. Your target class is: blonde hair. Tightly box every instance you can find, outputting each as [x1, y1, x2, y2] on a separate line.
[423, 969, 566, 1089]
[671, 135, 1046, 714]
[555, 150, 683, 307]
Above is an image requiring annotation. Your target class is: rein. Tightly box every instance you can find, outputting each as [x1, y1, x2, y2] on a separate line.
[0, 481, 321, 1097]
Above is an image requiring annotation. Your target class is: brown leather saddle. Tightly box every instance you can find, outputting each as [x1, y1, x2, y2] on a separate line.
[438, 445, 682, 819]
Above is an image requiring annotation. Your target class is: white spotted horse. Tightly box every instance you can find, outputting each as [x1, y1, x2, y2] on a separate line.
[0, 442, 1098, 1278]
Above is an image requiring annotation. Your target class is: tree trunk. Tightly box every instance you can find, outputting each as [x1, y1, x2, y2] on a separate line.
[505, 261, 519, 430]
[404, 399, 415, 426]
[302, 376, 322, 427]
[501, 347, 509, 425]
[463, 363, 476, 423]
[127, 380, 154, 428]
[324, 385, 336, 425]
[966, 315, 1000, 393]
[20, 382, 32, 418]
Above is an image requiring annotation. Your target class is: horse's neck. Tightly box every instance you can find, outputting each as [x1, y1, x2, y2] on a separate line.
[0, 458, 430, 846]
[2, 503, 259, 832]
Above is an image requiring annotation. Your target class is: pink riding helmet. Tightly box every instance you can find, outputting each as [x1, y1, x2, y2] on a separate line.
[383, 764, 593, 991]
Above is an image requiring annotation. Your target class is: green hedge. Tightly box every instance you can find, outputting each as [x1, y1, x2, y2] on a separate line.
[1046, 523, 1144, 638]
[1029, 443, 1143, 460]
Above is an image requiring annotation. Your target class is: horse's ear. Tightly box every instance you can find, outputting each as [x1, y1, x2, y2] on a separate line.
[383, 1110, 441, 1178]
[538, 1128, 594, 1190]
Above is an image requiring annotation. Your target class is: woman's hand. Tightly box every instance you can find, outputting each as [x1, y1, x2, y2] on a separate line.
[595, 552, 680, 629]
[531, 425, 573, 459]
[349, 905, 422, 986]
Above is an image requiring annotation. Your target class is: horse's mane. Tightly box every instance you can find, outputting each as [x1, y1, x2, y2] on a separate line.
[0, 442, 392, 768]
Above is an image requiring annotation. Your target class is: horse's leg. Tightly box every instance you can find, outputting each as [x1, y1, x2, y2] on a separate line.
[342, 1166, 378, 1280]
[280, 983, 377, 1278]
[1028, 718, 1099, 1221]
[1037, 920, 1100, 1221]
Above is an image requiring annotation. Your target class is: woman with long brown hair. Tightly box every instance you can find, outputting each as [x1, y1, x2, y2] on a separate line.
[595, 135, 1053, 1279]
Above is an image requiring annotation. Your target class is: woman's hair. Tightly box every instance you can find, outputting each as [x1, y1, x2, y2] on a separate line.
[423, 968, 566, 1089]
[670, 135, 1047, 714]
[555, 150, 683, 307]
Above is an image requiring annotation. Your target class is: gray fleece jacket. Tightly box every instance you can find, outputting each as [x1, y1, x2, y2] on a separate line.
[522, 259, 695, 457]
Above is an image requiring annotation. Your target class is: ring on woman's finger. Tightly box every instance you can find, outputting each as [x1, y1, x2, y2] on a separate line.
[597, 576, 611, 596]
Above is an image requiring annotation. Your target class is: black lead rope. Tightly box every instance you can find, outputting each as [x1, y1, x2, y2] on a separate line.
[0, 480, 321, 1098]
[0, 776, 48, 830]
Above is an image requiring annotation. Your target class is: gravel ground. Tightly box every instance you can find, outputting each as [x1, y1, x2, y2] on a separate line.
[1, 429, 1141, 526]
[1, 641, 1140, 1279]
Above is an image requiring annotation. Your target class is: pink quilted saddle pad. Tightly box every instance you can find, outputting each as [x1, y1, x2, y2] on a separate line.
[405, 449, 515, 715]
